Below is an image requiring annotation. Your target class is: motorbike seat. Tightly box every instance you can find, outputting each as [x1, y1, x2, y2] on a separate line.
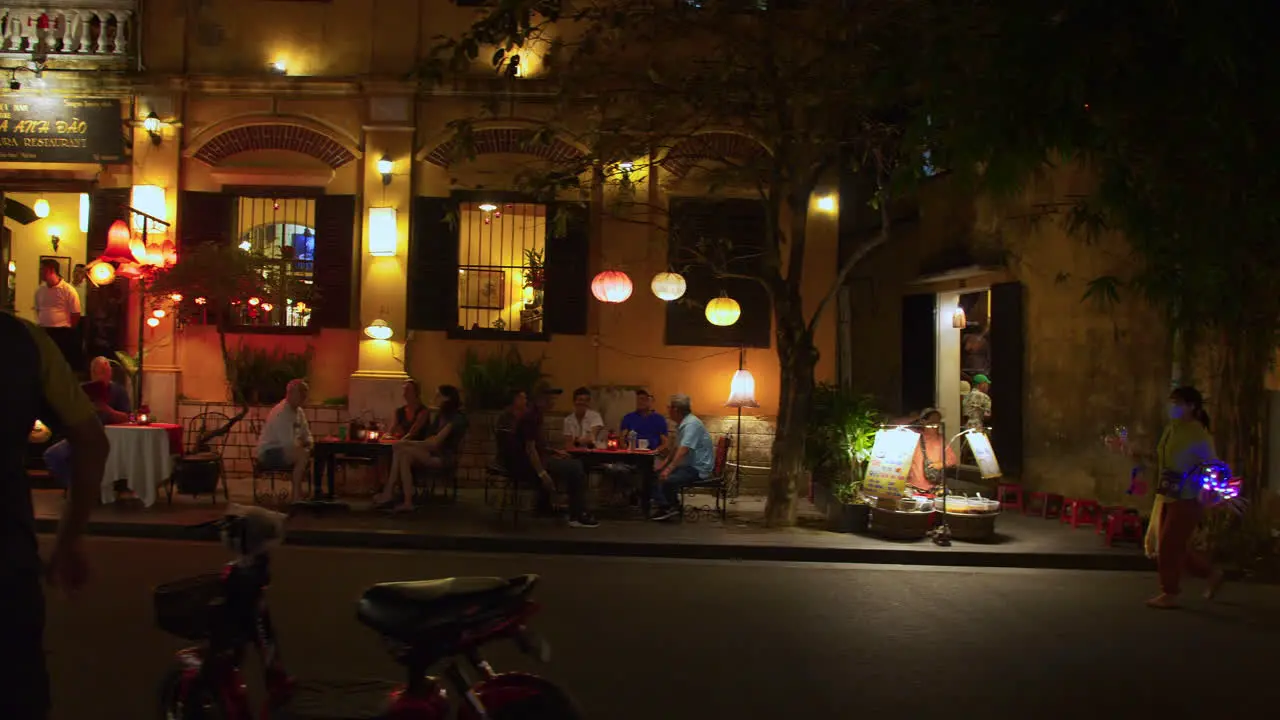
[357, 575, 536, 641]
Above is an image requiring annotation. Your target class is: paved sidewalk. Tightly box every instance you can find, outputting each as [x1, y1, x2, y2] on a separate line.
[32, 474, 1152, 570]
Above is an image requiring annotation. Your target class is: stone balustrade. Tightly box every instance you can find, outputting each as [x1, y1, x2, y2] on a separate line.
[0, 1, 134, 56]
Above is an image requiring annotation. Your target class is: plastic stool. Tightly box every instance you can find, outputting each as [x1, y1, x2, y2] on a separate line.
[1061, 498, 1100, 528]
[1025, 492, 1064, 519]
[1096, 506, 1127, 534]
[996, 483, 1024, 513]
[1104, 509, 1144, 547]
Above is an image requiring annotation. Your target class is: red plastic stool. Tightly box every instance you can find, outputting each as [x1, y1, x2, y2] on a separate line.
[1025, 492, 1064, 519]
[996, 483, 1024, 512]
[1104, 509, 1144, 547]
[1061, 498, 1100, 528]
[1096, 506, 1127, 535]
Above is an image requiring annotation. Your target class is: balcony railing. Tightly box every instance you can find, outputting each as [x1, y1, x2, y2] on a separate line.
[0, 1, 134, 57]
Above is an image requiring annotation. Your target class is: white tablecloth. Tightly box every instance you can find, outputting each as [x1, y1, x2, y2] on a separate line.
[102, 425, 174, 507]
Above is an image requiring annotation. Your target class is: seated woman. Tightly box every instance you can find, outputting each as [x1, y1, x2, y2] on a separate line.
[367, 380, 429, 494]
[907, 408, 958, 493]
[374, 385, 468, 511]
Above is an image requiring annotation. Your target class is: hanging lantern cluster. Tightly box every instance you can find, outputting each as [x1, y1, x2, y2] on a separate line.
[591, 270, 633, 303]
[650, 271, 687, 301]
[89, 219, 177, 287]
[705, 294, 741, 326]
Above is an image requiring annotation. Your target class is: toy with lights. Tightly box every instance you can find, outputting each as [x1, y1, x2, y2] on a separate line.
[1189, 460, 1241, 502]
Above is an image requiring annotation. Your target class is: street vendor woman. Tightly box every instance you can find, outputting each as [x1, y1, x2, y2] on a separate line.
[907, 408, 958, 492]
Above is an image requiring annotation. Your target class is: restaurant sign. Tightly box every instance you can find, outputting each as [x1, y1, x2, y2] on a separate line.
[0, 97, 124, 164]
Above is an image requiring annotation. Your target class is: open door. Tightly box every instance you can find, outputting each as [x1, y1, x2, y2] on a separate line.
[989, 282, 1025, 475]
[901, 293, 937, 413]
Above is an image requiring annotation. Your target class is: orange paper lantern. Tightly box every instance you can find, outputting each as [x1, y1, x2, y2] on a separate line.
[104, 220, 134, 262]
[87, 261, 116, 287]
[591, 270, 633, 303]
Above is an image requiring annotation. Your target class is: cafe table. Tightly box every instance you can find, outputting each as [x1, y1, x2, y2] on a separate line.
[566, 447, 659, 516]
[102, 423, 182, 507]
[312, 438, 395, 499]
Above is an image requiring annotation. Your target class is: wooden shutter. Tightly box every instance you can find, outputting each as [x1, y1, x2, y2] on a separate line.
[543, 202, 589, 335]
[86, 187, 130, 258]
[900, 293, 937, 413]
[665, 198, 770, 348]
[176, 191, 235, 250]
[989, 281, 1025, 475]
[312, 195, 357, 329]
[408, 196, 458, 331]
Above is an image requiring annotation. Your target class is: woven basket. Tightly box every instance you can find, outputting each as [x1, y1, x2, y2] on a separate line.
[869, 506, 934, 540]
[940, 511, 998, 541]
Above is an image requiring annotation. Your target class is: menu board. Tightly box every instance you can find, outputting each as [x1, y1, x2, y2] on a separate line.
[863, 428, 919, 499]
[966, 431, 1002, 479]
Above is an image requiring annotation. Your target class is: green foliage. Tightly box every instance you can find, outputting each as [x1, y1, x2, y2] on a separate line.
[459, 346, 549, 411]
[806, 383, 881, 495]
[229, 345, 314, 406]
[145, 244, 271, 322]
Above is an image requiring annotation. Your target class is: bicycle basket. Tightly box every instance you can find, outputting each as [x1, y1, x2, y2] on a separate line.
[154, 573, 225, 640]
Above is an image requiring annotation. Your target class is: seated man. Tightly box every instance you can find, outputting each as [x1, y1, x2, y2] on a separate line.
[512, 387, 598, 528]
[607, 389, 670, 500]
[562, 386, 605, 448]
[651, 394, 715, 522]
[255, 379, 313, 500]
[43, 356, 131, 487]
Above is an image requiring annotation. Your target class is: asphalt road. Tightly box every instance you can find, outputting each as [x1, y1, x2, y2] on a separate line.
[37, 537, 1280, 719]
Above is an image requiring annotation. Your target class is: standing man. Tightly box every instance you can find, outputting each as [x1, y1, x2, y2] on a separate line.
[34, 259, 82, 372]
[562, 386, 605, 448]
[651, 394, 715, 522]
[254, 379, 313, 500]
[2, 313, 109, 719]
[964, 374, 993, 431]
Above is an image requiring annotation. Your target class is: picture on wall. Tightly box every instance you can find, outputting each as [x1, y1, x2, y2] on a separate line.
[39, 255, 72, 282]
[458, 268, 506, 309]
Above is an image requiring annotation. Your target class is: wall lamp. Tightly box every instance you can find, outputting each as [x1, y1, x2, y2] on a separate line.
[143, 112, 162, 145]
[377, 155, 394, 185]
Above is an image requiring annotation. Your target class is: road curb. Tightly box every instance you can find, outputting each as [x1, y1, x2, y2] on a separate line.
[37, 517, 1154, 572]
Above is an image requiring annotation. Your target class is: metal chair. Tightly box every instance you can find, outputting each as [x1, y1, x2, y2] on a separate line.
[167, 410, 232, 505]
[247, 418, 306, 507]
[412, 422, 470, 505]
[678, 434, 732, 521]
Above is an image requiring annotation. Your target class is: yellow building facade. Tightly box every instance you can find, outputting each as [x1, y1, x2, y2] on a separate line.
[0, 0, 839, 472]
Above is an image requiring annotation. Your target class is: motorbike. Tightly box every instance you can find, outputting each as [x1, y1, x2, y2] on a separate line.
[154, 505, 583, 719]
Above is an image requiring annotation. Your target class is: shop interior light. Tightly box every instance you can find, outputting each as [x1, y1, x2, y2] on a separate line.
[815, 194, 837, 212]
[79, 193, 90, 233]
[952, 306, 967, 328]
[33, 198, 49, 218]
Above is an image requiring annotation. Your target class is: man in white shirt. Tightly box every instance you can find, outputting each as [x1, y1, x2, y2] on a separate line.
[255, 379, 313, 499]
[562, 386, 605, 448]
[34, 258, 82, 371]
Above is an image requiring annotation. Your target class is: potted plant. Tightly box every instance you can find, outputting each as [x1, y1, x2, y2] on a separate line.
[805, 383, 880, 532]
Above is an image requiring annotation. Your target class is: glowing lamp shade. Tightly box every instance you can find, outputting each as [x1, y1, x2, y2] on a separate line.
[129, 233, 147, 264]
[79, 193, 90, 233]
[591, 270, 633, 303]
[33, 199, 50, 218]
[725, 369, 760, 409]
[146, 317, 160, 328]
[952, 306, 967, 329]
[152, 309, 166, 319]
[104, 220, 134, 261]
[815, 194, 837, 213]
[87, 261, 116, 287]
[376, 155, 394, 176]
[368, 207, 397, 257]
[364, 319, 393, 340]
[650, 272, 687, 301]
[131, 185, 166, 231]
[705, 295, 741, 327]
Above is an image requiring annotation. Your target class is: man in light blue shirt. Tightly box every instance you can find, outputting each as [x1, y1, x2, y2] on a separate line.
[651, 394, 715, 521]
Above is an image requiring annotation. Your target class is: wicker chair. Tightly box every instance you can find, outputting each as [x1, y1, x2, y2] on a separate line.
[167, 411, 232, 505]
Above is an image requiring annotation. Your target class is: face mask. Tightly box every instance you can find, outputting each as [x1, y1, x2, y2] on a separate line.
[1168, 403, 1186, 420]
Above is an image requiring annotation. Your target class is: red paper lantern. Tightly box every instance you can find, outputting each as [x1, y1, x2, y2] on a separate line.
[103, 220, 134, 262]
[591, 270, 633, 303]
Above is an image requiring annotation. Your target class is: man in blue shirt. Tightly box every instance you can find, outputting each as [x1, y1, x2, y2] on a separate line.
[43, 356, 131, 489]
[620, 389, 668, 451]
[651, 393, 715, 521]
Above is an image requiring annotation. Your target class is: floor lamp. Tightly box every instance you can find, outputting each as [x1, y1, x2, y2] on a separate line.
[724, 347, 759, 498]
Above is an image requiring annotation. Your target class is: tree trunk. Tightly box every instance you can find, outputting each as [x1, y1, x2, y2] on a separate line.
[765, 314, 818, 526]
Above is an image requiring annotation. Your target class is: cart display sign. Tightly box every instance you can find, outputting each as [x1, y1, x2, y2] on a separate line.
[863, 428, 919, 499]
[0, 97, 124, 164]
[966, 431, 1002, 479]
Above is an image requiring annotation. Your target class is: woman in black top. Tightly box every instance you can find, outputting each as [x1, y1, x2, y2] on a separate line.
[375, 384, 469, 511]
[389, 380, 429, 441]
